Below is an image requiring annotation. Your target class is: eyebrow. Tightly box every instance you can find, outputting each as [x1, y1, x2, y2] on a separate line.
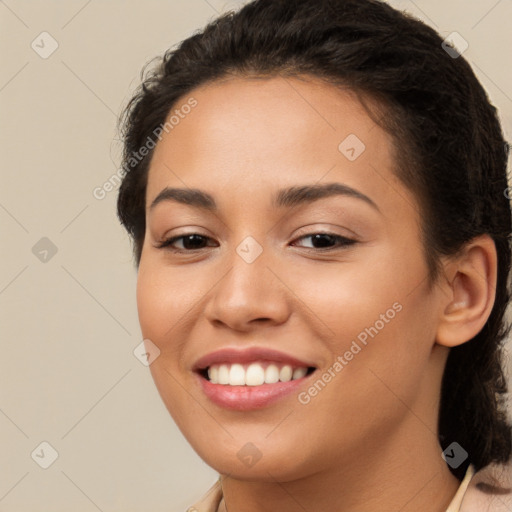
[149, 182, 381, 214]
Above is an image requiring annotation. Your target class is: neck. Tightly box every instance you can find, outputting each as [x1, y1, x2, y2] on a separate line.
[219, 415, 462, 512]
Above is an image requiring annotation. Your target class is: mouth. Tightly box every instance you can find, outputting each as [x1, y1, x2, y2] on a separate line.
[192, 348, 318, 410]
[198, 361, 316, 386]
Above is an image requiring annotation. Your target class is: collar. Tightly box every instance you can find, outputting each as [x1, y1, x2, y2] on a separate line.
[188, 463, 512, 512]
[445, 465, 475, 512]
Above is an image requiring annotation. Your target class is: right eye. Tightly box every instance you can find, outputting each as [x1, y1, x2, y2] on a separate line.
[155, 234, 218, 252]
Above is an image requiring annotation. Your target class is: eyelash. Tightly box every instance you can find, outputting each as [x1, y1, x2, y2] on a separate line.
[155, 232, 357, 253]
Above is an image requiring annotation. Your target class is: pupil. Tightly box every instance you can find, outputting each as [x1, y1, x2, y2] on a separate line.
[181, 234, 336, 249]
[313, 234, 334, 248]
[184, 234, 206, 249]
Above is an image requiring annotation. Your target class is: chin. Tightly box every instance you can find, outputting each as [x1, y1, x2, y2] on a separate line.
[186, 432, 318, 482]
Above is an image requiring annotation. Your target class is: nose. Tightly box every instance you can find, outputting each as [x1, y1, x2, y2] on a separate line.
[203, 242, 291, 332]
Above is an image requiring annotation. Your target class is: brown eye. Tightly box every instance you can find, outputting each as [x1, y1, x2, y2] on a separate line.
[156, 234, 217, 251]
[292, 233, 357, 250]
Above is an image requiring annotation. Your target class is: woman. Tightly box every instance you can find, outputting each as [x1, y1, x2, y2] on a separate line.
[116, 0, 512, 510]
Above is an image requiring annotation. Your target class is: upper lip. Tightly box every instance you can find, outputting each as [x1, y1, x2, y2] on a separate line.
[192, 347, 317, 371]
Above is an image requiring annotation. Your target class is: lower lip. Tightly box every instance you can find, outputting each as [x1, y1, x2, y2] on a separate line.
[197, 373, 313, 411]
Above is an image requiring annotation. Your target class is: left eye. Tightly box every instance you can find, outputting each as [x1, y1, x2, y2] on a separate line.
[155, 232, 356, 252]
[291, 233, 357, 250]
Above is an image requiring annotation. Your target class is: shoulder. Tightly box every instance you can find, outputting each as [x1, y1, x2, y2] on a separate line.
[186, 478, 223, 512]
[185, 465, 512, 512]
[460, 462, 512, 512]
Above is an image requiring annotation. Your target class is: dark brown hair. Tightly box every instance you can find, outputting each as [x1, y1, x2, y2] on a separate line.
[117, 0, 512, 480]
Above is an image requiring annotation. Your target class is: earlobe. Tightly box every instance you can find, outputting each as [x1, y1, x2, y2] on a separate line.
[435, 234, 497, 348]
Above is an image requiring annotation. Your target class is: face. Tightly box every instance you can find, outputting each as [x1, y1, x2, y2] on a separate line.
[136, 76, 448, 480]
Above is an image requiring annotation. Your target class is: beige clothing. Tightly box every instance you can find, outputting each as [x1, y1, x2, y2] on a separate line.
[187, 463, 512, 512]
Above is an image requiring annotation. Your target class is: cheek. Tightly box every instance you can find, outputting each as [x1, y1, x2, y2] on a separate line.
[136, 263, 189, 384]
[288, 249, 406, 347]
[136, 266, 167, 342]
[291, 244, 436, 401]
[136, 259, 202, 346]
[136, 262, 200, 425]
[309, 296, 436, 441]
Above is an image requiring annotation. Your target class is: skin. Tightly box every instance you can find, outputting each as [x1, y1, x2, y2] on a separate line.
[136, 75, 497, 512]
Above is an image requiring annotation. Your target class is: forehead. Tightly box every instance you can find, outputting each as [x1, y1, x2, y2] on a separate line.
[145, 75, 416, 219]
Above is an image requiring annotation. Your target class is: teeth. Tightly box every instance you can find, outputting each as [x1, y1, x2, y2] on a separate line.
[279, 365, 293, 382]
[218, 364, 229, 385]
[292, 367, 307, 380]
[206, 362, 310, 386]
[265, 364, 280, 384]
[209, 365, 219, 384]
[246, 363, 265, 386]
[229, 364, 245, 385]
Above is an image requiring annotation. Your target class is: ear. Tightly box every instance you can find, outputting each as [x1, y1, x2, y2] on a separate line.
[435, 234, 497, 348]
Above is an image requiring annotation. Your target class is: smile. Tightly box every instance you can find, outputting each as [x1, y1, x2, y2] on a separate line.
[205, 362, 313, 386]
[193, 347, 317, 410]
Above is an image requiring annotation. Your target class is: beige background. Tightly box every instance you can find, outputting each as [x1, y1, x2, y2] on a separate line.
[1, 1, 511, 511]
